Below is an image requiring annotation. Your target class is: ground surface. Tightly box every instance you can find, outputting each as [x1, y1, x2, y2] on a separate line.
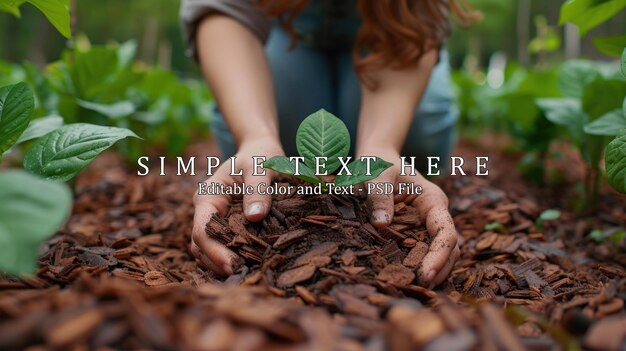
[0, 141, 625, 350]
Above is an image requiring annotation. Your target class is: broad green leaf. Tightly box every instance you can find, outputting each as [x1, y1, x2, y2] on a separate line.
[16, 115, 63, 144]
[605, 132, 626, 193]
[25, 0, 70, 38]
[0, 82, 34, 154]
[582, 78, 626, 120]
[296, 109, 350, 174]
[583, 109, 626, 136]
[0, 169, 72, 274]
[77, 99, 135, 119]
[592, 35, 626, 57]
[536, 98, 587, 134]
[263, 156, 321, 184]
[0, 0, 24, 16]
[558, 60, 601, 98]
[334, 158, 393, 187]
[23, 123, 139, 181]
[560, 0, 626, 36]
[72, 47, 119, 100]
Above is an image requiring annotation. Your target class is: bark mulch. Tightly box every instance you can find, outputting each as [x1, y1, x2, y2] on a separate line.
[0, 144, 625, 350]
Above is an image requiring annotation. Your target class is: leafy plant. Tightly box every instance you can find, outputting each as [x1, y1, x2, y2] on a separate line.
[0, 82, 137, 275]
[536, 209, 561, 230]
[560, 0, 626, 56]
[537, 59, 626, 205]
[0, 170, 72, 274]
[603, 49, 626, 193]
[264, 109, 393, 188]
[0, 0, 71, 38]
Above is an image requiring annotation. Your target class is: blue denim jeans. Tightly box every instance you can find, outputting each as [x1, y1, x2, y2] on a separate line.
[212, 25, 458, 171]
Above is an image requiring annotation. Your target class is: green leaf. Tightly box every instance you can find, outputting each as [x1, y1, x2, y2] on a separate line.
[588, 229, 605, 243]
[539, 209, 561, 221]
[72, 47, 119, 100]
[77, 99, 135, 119]
[25, 0, 70, 38]
[0, 82, 34, 154]
[23, 124, 139, 181]
[583, 109, 626, 136]
[0, 169, 72, 275]
[296, 109, 350, 174]
[560, 0, 626, 36]
[536, 98, 587, 134]
[592, 35, 626, 57]
[558, 60, 601, 98]
[485, 222, 505, 232]
[263, 156, 321, 184]
[334, 158, 393, 186]
[16, 115, 64, 144]
[606, 132, 626, 193]
[582, 78, 626, 120]
[0, 0, 25, 16]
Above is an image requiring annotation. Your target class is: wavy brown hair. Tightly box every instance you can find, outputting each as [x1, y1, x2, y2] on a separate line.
[259, 0, 481, 87]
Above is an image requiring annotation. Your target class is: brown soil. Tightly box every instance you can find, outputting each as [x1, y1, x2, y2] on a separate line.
[0, 141, 625, 350]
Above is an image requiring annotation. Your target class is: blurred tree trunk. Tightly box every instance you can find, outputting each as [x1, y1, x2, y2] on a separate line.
[564, 24, 580, 59]
[517, 0, 531, 65]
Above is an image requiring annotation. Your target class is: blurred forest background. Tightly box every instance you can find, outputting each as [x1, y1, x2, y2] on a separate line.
[2, 0, 626, 76]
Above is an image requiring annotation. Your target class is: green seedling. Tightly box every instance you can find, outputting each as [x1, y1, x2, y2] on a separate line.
[484, 221, 508, 234]
[588, 229, 626, 249]
[535, 209, 561, 230]
[264, 109, 393, 189]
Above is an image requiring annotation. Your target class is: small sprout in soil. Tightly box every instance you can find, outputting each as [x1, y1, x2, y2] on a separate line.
[535, 209, 561, 230]
[484, 221, 508, 234]
[264, 109, 393, 189]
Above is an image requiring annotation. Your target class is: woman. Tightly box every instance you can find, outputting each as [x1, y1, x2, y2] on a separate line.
[181, 0, 479, 288]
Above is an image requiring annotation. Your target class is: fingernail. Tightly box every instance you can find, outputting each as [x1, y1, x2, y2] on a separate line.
[245, 202, 265, 217]
[221, 263, 233, 276]
[424, 269, 436, 284]
[372, 209, 389, 224]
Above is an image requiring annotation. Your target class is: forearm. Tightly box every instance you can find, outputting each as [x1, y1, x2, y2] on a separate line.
[197, 15, 279, 147]
[355, 50, 438, 156]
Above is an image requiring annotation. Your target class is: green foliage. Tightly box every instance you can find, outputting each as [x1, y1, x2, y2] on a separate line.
[536, 209, 561, 230]
[23, 124, 139, 181]
[265, 109, 393, 188]
[0, 40, 212, 160]
[296, 109, 350, 174]
[0, 82, 33, 156]
[605, 131, 626, 193]
[0, 0, 70, 38]
[559, 0, 626, 36]
[262, 156, 321, 185]
[334, 158, 394, 187]
[484, 222, 507, 233]
[0, 170, 72, 274]
[592, 35, 626, 57]
[0, 82, 136, 275]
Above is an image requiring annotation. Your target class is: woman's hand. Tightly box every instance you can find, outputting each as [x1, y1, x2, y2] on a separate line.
[357, 147, 460, 288]
[191, 137, 284, 275]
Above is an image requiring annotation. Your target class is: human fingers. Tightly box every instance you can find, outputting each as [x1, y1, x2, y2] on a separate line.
[192, 168, 240, 275]
[428, 245, 460, 289]
[242, 167, 274, 222]
[367, 168, 397, 228]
